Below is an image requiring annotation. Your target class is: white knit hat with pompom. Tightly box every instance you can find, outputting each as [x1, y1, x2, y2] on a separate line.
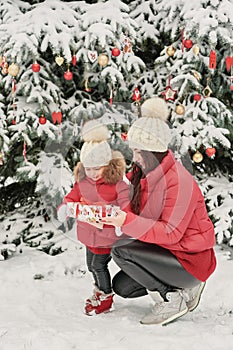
[80, 119, 112, 167]
[128, 97, 172, 152]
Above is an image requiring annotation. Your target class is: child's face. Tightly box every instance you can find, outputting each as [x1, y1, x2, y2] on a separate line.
[84, 166, 104, 181]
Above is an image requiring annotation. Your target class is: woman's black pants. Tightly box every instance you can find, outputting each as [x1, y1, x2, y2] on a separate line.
[111, 239, 200, 300]
[86, 247, 112, 294]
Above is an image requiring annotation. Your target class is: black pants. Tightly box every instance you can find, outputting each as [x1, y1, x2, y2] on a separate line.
[111, 239, 200, 300]
[86, 248, 112, 294]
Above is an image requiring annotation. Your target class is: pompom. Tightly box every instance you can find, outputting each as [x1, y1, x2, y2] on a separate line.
[82, 119, 110, 142]
[141, 97, 170, 121]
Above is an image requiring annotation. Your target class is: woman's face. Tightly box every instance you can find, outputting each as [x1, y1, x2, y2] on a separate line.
[84, 166, 104, 181]
[132, 149, 145, 170]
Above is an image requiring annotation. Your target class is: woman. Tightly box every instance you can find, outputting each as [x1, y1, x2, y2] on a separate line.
[101, 97, 216, 326]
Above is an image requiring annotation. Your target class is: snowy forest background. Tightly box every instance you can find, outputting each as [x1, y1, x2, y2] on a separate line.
[0, 0, 232, 259]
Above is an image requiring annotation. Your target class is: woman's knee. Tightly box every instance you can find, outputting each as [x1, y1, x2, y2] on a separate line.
[112, 270, 147, 298]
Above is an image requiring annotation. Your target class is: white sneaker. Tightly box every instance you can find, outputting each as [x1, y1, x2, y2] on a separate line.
[140, 290, 188, 326]
[182, 282, 206, 312]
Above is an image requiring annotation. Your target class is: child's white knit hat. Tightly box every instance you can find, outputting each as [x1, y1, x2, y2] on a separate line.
[128, 97, 172, 152]
[80, 119, 112, 167]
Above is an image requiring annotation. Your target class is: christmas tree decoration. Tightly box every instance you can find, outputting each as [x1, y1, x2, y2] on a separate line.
[84, 78, 91, 92]
[193, 93, 201, 101]
[193, 45, 200, 55]
[87, 50, 98, 63]
[0, 152, 3, 166]
[8, 63, 19, 76]
[39, 114, 47, 124]
[23, 141, 27, 163]
[205, 147, 216, 158]
[1, 61, 8, 75]
[184, 39, 193, 49]
[166, 45, 176, 57]
[64, 68, 73, 80]
[162, 77, 178, 101]
[12, 117, 16, 125]
[72, 54, 77, 66]
[230, 76, 233, 91]
[175, 103, 185, 115]
[132, 86, 141, 102]
[98, 53, 109, 67]
[209, 50, 216, 69]
[11, 78, 17, 94]
[202, 84, 212, 97]
[193, 71, 201, 81]
[31, 61, 40, 72]
[111, 47, 121, 57]
[121, 132, 127, 141]
[192, 150, 203, 163]
[55, 55, 64, 66]
[109, 88, 113, 105]
[225, 56, 233, 71]
[123, 36, 132, 54]
[52, 111, 62, 124]
[0, 55, 2, 65]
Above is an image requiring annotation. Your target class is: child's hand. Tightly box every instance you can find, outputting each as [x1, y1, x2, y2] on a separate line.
[101, 209, 127, 227]
[57, 204, 67, 222]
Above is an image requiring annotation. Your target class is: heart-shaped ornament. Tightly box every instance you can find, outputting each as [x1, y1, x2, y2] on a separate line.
[55, 55, 64, 66]
[87, 50, 98, 63]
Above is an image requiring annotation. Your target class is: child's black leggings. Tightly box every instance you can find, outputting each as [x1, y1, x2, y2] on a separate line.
[86, 247, 112, 294]
[111, 239, 200, 300]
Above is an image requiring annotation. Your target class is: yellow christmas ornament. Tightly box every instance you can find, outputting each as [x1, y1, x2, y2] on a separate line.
[0, 55, 2, 65]
[98, 53, 109, 67]
[202, 85, 212, 97]
[193, 45, 200, 55]
[166, 45, 176, 57]
[175, 104, 185, 115]
[192, 151, 203, 163]
[193, 71, 201, 81]
[55, 55, 64, 66]
[8, 63, 20, 77]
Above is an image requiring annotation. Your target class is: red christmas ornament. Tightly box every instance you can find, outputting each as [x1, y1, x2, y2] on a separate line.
[205, 147, 216, 158]
[32, 61, 41, 72]
[111, 47, 121, 57]
[52, 111, 62, 124]
[184, 39, 193, 49]
[132, 86, 141, 102]
[162, 85, 177, 101]
[230, 77, 233, 91]
[121, 132, 127, 141]
[72, 54, 77, 66]
[193, 93, 201, 101]
[64, 70, 73, 80]
[225, 56, 233, 71]
[39, 114, 47, 124]
[209, 50, 216, 69]
[12, 118, 16, 125]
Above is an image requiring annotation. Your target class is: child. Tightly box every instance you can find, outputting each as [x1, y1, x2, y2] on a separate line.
[57, 119, 129, 315]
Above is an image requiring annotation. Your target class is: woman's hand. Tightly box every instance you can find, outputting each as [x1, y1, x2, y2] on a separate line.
[101, 209, 127, 227]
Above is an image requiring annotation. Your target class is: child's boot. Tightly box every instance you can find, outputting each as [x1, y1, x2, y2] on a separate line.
[85, 286, 114, 315]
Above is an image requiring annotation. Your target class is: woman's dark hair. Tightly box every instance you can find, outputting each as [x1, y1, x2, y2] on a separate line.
[130, 150, 167, 214]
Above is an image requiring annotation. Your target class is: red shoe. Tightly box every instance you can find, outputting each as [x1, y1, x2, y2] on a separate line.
[85, 287, 114, 315]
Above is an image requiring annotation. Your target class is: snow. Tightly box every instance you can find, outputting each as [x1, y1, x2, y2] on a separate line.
[0, 231, 232, 350]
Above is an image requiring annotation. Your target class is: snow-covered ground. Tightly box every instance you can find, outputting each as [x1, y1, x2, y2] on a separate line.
[0, 227, 232, 350]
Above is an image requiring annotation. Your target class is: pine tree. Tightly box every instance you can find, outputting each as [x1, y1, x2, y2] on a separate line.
[0, 0, 145, 254]
[131, 0, 233, 245]
[0, 0, 232, 257]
